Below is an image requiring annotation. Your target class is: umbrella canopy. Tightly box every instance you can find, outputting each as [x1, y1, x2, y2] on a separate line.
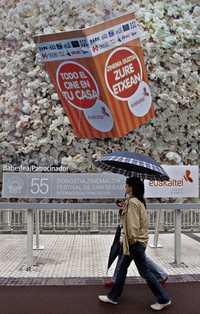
[94, 151, 169, 181]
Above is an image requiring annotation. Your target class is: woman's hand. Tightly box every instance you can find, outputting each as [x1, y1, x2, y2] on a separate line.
[116, 199, 125, 208]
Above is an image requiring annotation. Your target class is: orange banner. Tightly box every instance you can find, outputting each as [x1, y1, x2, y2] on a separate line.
[34, 12, 155, 138]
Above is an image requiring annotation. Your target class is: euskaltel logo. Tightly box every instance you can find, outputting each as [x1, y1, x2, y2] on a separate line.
[149, 169, 194, 188]
[183, 170, 193, 183]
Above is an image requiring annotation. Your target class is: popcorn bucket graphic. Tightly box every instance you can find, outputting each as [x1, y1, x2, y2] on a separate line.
[34, 12, 155, 138]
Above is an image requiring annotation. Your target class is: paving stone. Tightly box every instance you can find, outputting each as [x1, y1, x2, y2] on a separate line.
[0, 233, 200, 285]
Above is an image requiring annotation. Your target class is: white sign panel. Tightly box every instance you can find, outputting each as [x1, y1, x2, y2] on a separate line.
[2, 172, 125, 199]
[145, 165, 199, 198]
[2, 166, 199, 199]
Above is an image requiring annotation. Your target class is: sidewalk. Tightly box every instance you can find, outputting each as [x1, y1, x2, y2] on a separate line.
[0, 233, 200, 283]
[1, 282, 200, 314]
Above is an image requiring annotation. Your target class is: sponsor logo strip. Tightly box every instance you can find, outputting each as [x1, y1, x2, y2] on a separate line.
[37, 19, 140, 62]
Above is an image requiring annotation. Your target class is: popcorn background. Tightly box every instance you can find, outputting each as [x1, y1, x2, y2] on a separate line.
[0, 0, 199, 179]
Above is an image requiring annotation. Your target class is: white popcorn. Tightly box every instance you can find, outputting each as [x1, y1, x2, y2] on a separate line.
[165, 152, 182, 165]
[61, 156, 77, 170]
[0, 0, 199, 175]
[21, 101, 31, 114]
[51, 93, 59, 101]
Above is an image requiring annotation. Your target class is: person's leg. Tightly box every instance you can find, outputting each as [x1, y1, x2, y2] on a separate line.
[145, 255, 168, 281]
[131, 243, 170, 304]
[113, 252, 168, 284]
[104, 254, 123, 287]
[112, 251, 123, 283]
[107, 254, 132, 302]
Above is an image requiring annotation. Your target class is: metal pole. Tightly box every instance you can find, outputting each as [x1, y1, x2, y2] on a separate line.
[33, 209, 44, 250]
[174, 208, 182, 266]
[150, 209, 163, 248]
[90, 210, 98, 233]
[2, 211, 12, 231]
[26, 208, 34, 271]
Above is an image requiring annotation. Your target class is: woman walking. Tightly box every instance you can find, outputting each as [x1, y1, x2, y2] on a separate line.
[104, 201, 168, 288]
[99, 177, 171, 310]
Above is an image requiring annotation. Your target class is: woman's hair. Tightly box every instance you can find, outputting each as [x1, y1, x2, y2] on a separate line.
[126, 177, 146, 208]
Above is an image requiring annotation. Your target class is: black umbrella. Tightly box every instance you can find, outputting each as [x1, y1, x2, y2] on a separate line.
[94, 151, 169, 181]
[107, 224, 122, 271]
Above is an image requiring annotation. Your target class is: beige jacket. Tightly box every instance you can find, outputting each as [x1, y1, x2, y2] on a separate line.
[121, 197, 149, 255]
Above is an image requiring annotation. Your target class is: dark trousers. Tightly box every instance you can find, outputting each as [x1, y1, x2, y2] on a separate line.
[108, 242, 170, 304]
